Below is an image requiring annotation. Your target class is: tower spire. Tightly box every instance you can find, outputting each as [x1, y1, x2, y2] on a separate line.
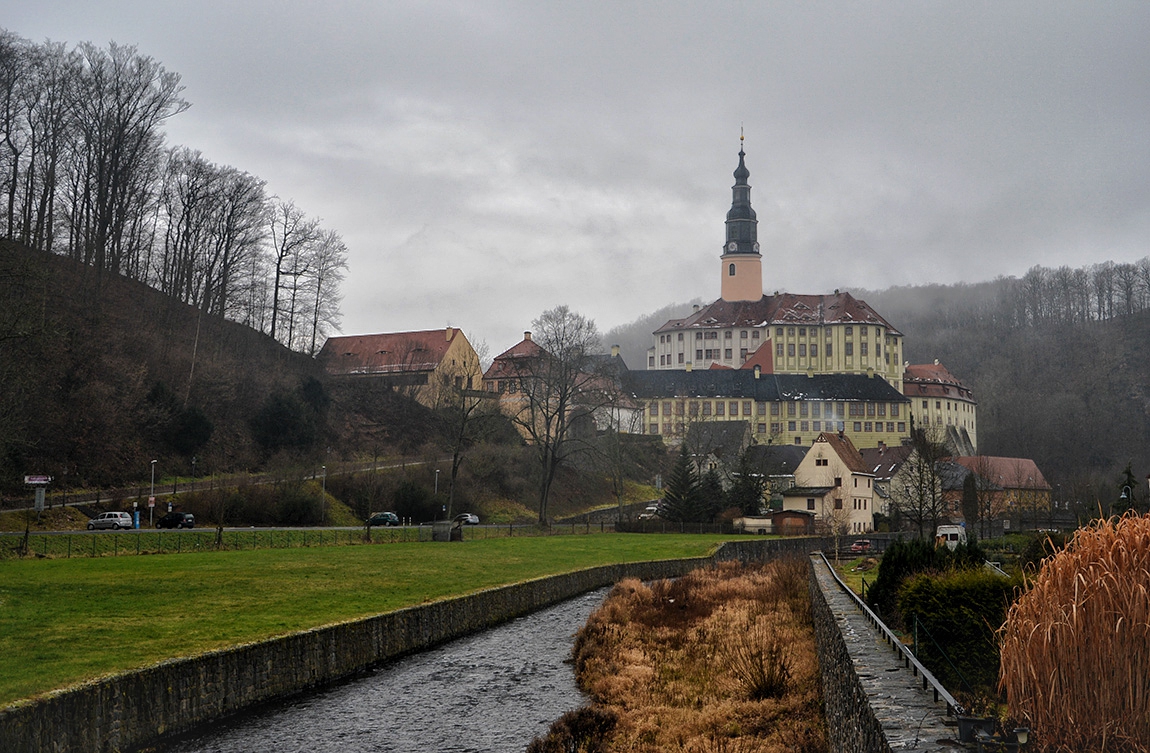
[719, 136, 763, 302]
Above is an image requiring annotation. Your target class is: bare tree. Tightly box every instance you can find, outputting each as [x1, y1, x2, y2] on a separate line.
[431, 338, 493, 518]
[302, 228, 347, 356]
[267, 199, 320, 344]
[506, 306, 605, 523]
[892, 425, 949, 539]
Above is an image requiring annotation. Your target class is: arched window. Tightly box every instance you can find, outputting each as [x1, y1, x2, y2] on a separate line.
[728, 263, 736, 276]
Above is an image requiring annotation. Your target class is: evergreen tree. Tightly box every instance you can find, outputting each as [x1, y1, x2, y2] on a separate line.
[661, 445, 700, 522]
[698, 467, 725, 522]
[727, 448, 767, 516]
[960, 472, 979, 541]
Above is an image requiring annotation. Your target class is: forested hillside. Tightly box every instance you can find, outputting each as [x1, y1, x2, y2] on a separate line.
[0, 32, 347, 356]
[0, 241, 395, 494]
[607, 259, 1150, 501]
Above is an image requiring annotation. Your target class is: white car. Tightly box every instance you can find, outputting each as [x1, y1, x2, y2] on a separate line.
[453, 513, 480, 525]
[88, 511, 134, 530]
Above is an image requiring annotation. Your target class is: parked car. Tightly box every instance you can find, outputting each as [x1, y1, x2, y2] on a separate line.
[156, 512, 195, 529]
[366, 511, 400, 527]
[850, 539, 872, 554]
[88, 511, 134, 530]
[453, 513, 480, 525]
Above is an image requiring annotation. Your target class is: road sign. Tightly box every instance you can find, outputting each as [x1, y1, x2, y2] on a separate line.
[148, 496, 156, 507]
[24, 475, 51, 485]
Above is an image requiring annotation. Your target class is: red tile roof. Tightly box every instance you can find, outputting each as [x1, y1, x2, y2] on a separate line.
[655, 291, 901, 335]
[953, 456, 1050, 490]
[903, 361, 975, 400]
[483, 334, 548, 380]
[814, 431, 870, 474]
[319, 328, 461, 376]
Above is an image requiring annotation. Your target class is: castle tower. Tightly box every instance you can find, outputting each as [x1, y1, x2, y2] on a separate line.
[719, 140, 763, 302]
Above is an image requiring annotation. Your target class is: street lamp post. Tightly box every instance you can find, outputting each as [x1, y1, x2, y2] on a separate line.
[149, 460, 157, 526]
[321, 465, 327, 526]
[191, 456, 197, 494]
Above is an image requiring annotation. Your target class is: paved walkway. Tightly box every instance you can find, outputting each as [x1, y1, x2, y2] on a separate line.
[812, 557, 968, 752]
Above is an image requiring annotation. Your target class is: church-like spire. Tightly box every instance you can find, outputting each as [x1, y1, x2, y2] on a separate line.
[719, 135, 763, 303]
[723, 136, 759, 256]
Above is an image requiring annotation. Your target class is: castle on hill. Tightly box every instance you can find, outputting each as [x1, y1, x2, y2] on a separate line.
[625, 141, 977, 452]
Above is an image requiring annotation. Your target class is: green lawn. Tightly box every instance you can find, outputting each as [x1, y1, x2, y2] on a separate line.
[0, 534, 733, 706]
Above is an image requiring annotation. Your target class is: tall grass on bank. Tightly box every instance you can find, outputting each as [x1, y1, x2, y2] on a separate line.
[559, 559, 825, 753]
[999, 514, 1150, 752]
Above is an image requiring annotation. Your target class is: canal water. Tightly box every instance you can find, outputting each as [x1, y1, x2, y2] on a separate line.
[157, 588, 609, 753]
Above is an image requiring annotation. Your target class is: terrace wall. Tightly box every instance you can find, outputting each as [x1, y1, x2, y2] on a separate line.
[808, 555, 961, 752]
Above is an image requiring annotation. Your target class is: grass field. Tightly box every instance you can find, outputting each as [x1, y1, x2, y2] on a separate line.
[0, 534, 736, 707]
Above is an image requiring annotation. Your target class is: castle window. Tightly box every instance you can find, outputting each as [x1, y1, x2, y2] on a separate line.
[757, 402, 766, 415]
[776, 328, 783, 337]
[740, 348, 748, 360]
[677, 333, 684, 341]
[716, 402, 725, 416]
[677, 352, 684, 364]
[696, 349, 703, 360]
[788, 327, 795, 336]
[788, 421, 796, 431]
[740, 330, 748, 338]
[799, 327, 806, 336]
[825, 344, 833, 357]
[861, 342, 868, 356]
[752, 330, 760, 339]
[788, 343, 795, 356]
[845, 343, 853, 356]
[861, 326, 867, 335]
[757, 423, 766, 434]
[743, 401, 752, 415]
[799, 344, 807, 357]
[812, 403, 821, 418]
[776, 343, 783, 357]
[725, 330, 732, 339]
[771, 403, 780, 416]
[729, 263, 736, 276]
[648, 355, 655, 367]
[845, 326, 853, 336]
[702, 402, 712, 415]
[696, 332, 703, 340]
[724, 348, 732, 359]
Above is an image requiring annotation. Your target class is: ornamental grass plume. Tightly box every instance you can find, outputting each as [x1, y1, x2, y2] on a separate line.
[998, 513, 1150, 753]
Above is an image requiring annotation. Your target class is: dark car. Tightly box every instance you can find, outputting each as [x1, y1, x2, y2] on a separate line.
[156, 512, 195, 529]
[367, 511, 400, 527]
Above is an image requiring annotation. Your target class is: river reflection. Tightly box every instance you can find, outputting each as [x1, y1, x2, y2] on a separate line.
[157, 588, 608, 753]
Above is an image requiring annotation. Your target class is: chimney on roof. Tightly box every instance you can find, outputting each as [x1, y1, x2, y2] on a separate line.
[753, 364, 761, 379]
[524, 331, 532, 342]
[611, 344, 620, 357]
[693, 304, 700, 313]
[867, 367, 874, 378]
[934, 358, 940, 365]
[445, 326, 454, 341]
[686, 362, 693, 372]
[806, 368, 814, 379]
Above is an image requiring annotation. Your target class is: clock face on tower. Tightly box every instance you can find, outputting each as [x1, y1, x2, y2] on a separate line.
[728, 242, 738, 252]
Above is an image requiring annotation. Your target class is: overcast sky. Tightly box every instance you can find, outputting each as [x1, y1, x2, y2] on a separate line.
[9, 2, 1150, 354]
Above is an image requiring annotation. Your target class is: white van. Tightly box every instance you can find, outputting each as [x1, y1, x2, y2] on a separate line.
[936, 524, 967, 550]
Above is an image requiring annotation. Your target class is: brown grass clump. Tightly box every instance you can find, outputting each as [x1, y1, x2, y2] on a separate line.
[566, 558, 826, 752]
[999, 513, 1150, 753]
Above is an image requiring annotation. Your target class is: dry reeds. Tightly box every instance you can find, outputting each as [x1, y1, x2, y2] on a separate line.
[565, 558, 826, 752]
[998, 513, 1150, 753]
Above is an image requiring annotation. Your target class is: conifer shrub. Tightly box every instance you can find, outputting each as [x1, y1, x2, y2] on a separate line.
[864, 536, 986, 628]
[999, 514, 1150, 752]
[897, 568, 1017, 693]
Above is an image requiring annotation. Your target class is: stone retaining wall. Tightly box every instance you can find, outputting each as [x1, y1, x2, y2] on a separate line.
[1, 537, 830, 753]
[808, 555, 963, 753]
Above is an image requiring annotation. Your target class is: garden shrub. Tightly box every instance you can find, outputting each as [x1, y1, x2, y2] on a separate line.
[897, 568, 1018, 694]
